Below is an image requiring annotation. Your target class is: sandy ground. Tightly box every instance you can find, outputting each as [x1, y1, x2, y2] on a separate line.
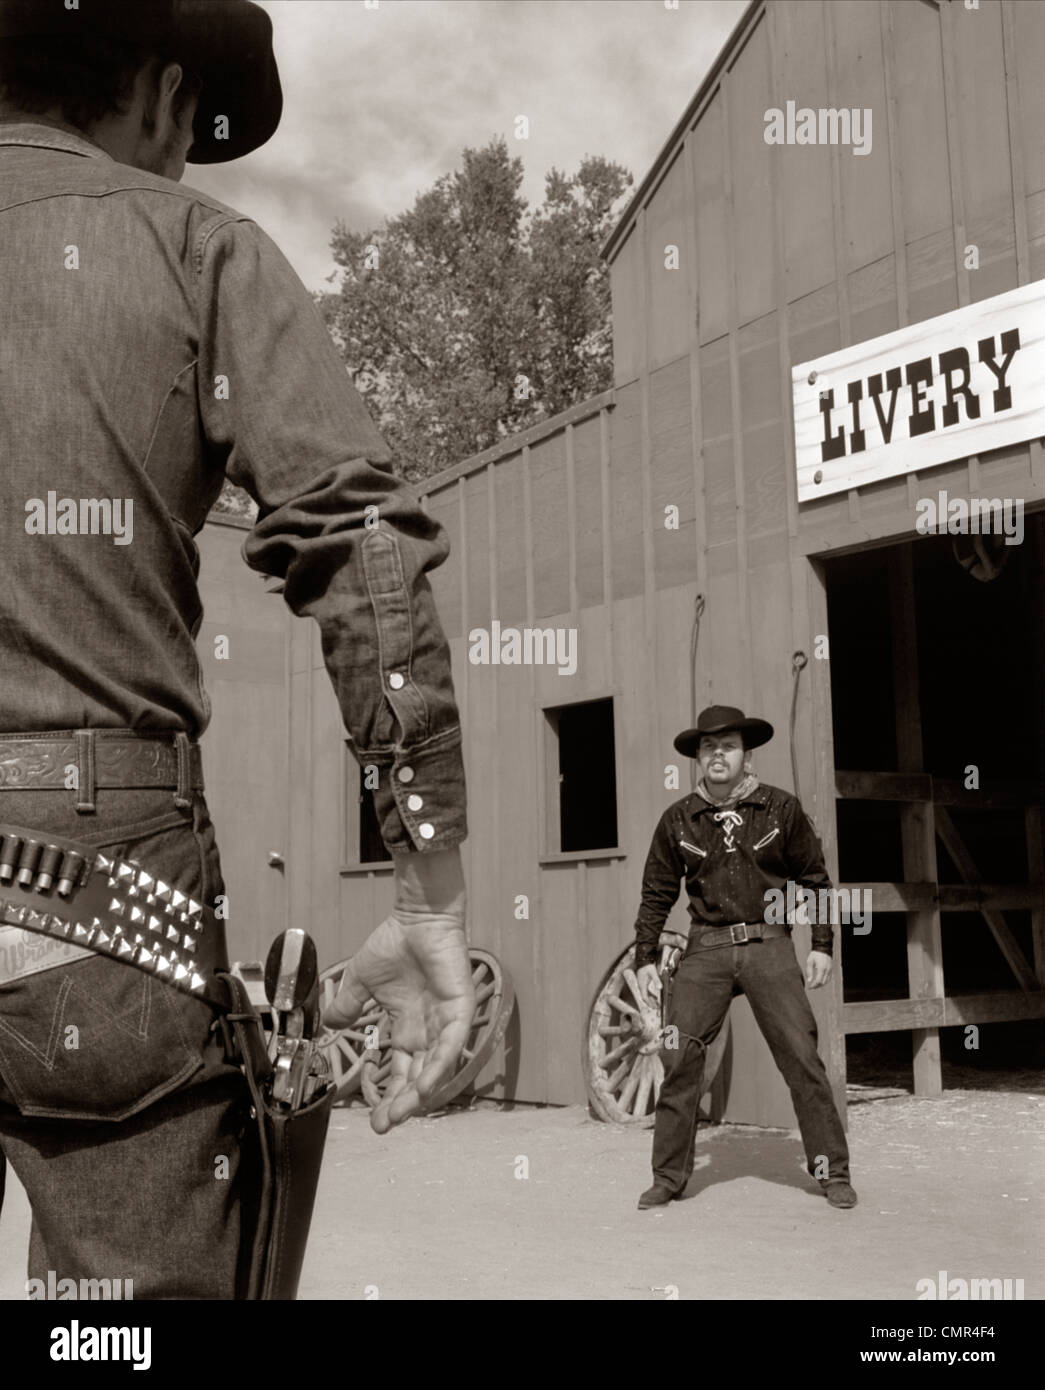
[3, 1086, 1040, 1301]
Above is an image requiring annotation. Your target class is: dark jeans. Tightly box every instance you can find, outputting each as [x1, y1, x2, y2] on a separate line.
[0, 787, 259, 1299]
[651, 934, 850, 1193]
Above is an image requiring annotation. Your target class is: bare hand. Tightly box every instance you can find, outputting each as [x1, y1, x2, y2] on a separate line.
[322, 848, 474, 1133]
[805, 950, 832, 989]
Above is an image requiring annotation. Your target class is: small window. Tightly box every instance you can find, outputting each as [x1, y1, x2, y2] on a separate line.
[545, 697, 618, 852]
[346, 753, 392, 866]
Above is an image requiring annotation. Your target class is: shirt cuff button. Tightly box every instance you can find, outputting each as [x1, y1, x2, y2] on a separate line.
[407, 794, 423, 811]
[388, 672, 405, 690]
[418, 823, 435, 840]
[397, 766, 415, 783]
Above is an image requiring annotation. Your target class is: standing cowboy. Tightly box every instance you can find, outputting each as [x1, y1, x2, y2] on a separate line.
[0, 0, 472, 1297]
[633, 705, 856, 1210]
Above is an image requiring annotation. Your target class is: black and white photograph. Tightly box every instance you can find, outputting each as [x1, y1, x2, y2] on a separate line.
[0, 0, 1041, 1355]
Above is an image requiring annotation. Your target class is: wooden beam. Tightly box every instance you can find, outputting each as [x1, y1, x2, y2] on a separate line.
[938, 883, 1045, 912]
[890, 545, 944, 1096]
[934, 807, 1039, 994]
[932, 779, 1045, 808]
[1028, 806, 1045, 988]
[840, 881, 935, 913]
[840, 882, 1045, 914]
[844, 991, 1045, 1035]
[835, 770, 933, 802]
[835, 771, 1045, 807]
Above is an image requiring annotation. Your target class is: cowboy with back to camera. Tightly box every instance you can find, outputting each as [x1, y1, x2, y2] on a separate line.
[0, 0, 472, 1299]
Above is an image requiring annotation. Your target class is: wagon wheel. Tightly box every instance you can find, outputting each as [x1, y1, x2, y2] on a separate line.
[359, 947, 515, 1111]
[585, 943, 730, 1127]
[314, 958, 392, 1103]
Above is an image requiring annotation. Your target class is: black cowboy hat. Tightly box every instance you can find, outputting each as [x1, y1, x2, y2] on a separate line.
[0, 0, 282, 163]
[673, 705, 774, 758]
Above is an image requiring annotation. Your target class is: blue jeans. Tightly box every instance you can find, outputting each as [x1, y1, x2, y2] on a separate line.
[652, 934, 850, 1193]
[0, 787, 259, 1299]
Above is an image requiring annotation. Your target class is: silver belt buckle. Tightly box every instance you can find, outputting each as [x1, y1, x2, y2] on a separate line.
[729, 922, 749, 945]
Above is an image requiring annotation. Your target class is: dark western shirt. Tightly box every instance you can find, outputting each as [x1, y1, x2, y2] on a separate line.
[633, 782, 834, 967]
[0, 122, 466, 853]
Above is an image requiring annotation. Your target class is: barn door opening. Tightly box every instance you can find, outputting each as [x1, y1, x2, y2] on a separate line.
[822, 511, 1045, 1095]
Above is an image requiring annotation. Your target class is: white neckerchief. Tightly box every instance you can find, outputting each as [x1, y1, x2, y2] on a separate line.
[696, 772, 759, 809]
[698, 773, 759, 853]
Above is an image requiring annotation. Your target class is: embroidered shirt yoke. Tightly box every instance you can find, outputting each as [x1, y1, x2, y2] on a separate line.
[633, 783, 834, 967]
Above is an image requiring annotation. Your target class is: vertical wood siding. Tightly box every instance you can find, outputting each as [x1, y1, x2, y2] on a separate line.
[281, 0, 1045, 1121]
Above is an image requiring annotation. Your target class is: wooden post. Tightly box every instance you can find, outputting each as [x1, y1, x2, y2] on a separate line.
[1028, 805, 1045, 989]
[807, 558, 847, 1119]
[889, 544, 944, 1097]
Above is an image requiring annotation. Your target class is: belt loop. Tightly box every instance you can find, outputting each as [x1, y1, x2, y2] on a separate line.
[173, 732, 192, 809]
[75, 729, 96, 814]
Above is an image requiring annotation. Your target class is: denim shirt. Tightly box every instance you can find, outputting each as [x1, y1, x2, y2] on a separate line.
[0, 123, 466, 853]
[633, 783, 834, 967]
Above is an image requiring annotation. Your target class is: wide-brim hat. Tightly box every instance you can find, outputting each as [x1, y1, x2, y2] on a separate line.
[673, 704, 774, 758]
[0, 0, 282, 163]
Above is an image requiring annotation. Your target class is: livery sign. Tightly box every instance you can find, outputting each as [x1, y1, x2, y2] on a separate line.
[792, 280, 1045, 502]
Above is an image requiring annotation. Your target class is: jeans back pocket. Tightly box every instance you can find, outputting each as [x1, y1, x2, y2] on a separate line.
[0, 812, 216, 1121]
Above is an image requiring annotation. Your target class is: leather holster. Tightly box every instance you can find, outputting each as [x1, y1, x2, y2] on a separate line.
[216, 970, 335, 1300]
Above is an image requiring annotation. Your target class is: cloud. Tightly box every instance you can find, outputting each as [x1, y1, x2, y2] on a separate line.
[187, 0, 745, 290]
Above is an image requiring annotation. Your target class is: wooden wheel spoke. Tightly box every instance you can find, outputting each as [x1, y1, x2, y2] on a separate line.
[604, 1059, 632, 1092]
[617, 1068, 641, 1110]
[633, 1073, 653, 1117]
[586, 945, 729, 1127]
[600, 1037, 639, 1068]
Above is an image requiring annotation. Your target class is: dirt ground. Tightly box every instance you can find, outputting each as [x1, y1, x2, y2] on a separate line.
[3, 1084, 1039, 1301]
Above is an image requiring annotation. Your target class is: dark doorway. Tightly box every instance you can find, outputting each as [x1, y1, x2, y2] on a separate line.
[822, 509, 1045, 1090]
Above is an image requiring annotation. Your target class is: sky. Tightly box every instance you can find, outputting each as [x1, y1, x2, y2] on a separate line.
[186, 0, 747, 292]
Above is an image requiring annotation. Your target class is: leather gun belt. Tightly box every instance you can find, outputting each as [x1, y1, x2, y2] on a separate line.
[692, 921, 790, 949]
[0, 730, 204, 812]
[0, 820, 225, 1010]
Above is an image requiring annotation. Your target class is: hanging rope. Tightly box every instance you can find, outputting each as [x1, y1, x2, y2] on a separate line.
[789, 650, 808, 802]
[689, 594, 706, 791]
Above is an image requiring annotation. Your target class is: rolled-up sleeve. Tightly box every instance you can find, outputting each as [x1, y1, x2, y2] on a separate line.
[194, 214, 466, 853]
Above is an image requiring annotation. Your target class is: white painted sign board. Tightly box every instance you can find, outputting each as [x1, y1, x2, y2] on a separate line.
[792, 279, 1045, 502]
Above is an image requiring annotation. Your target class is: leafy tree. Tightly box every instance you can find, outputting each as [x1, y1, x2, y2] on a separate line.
[317, 137, 632, 483]
[211, 478, 257, 524]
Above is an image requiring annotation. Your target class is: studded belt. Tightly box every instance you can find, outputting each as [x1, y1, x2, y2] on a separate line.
[0, 820, 222, 1008]
[0, 730, 204, 813]
[692, 921, 790, 949]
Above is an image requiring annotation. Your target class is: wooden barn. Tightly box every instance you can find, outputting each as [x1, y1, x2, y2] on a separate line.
[198, 0, 1045, 1128]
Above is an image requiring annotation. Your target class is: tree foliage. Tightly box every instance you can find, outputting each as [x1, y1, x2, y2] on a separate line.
[316, 137, 632, 483]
